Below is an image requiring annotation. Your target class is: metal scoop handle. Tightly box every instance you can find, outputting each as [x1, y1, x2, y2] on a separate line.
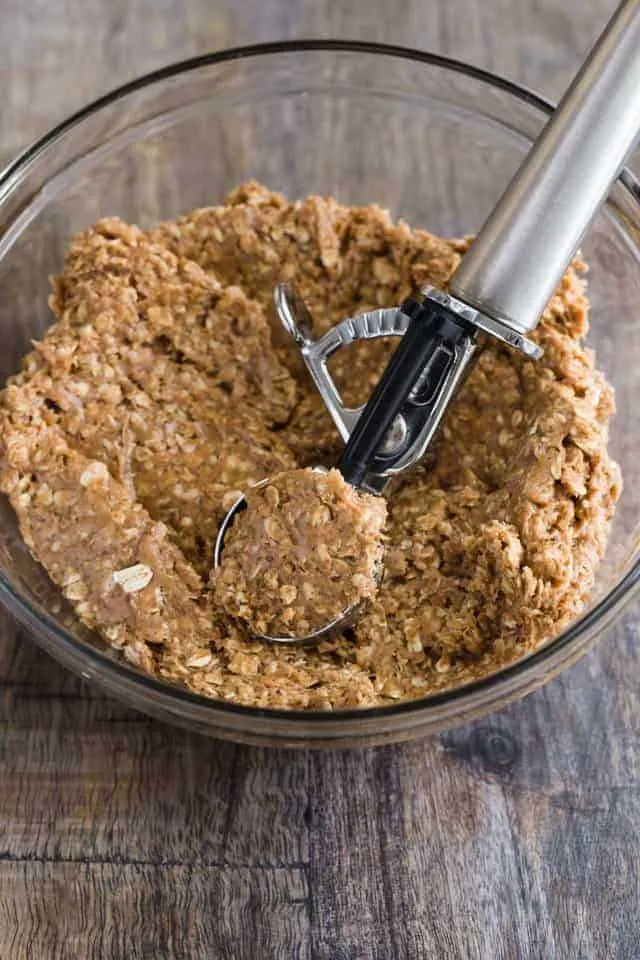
[450, 0, 640, 334]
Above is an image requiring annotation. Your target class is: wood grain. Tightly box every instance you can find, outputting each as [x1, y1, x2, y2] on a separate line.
[2, 602, 640, 958]
[1, 1, 639, 958]
[0, 862, 310, 960]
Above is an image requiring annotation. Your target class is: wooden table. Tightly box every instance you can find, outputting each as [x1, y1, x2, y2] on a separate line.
[2, 2, 639, 957]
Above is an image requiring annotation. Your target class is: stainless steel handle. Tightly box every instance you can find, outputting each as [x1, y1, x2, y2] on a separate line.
[449, 0, 640, 334]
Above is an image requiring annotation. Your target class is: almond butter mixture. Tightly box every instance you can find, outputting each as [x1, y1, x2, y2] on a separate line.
[0, 181, 622, 709]
[212, 468, 387, 638]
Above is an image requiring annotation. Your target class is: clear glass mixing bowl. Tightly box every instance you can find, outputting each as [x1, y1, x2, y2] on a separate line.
[0, 42, 638, 747]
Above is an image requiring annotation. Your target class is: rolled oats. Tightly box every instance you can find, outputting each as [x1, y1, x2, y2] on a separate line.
[0, 181, 622, 710]
[111, 563, 154, 594]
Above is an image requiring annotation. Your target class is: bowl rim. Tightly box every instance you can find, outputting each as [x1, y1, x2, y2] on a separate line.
[1, 38, 639, 730]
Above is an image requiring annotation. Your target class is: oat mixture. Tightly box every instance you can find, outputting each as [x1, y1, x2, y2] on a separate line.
[212, 468, 387, 638]
[0, 181, 621, 709]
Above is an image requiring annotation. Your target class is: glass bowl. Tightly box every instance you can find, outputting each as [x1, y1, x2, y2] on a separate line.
[0, 41, 638, 747]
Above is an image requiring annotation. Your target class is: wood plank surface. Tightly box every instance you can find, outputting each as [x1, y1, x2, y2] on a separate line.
[1, 1, 639, 958]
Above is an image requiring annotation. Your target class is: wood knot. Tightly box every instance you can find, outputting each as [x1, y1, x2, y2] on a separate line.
[442, 724, 521, 778]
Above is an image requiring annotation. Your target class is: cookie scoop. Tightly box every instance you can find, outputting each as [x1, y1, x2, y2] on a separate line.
[212, 467, 387, 642]
[215, 0, 640, 642]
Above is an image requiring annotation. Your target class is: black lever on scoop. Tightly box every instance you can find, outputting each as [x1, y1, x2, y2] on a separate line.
[337, 293, 479, 493]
